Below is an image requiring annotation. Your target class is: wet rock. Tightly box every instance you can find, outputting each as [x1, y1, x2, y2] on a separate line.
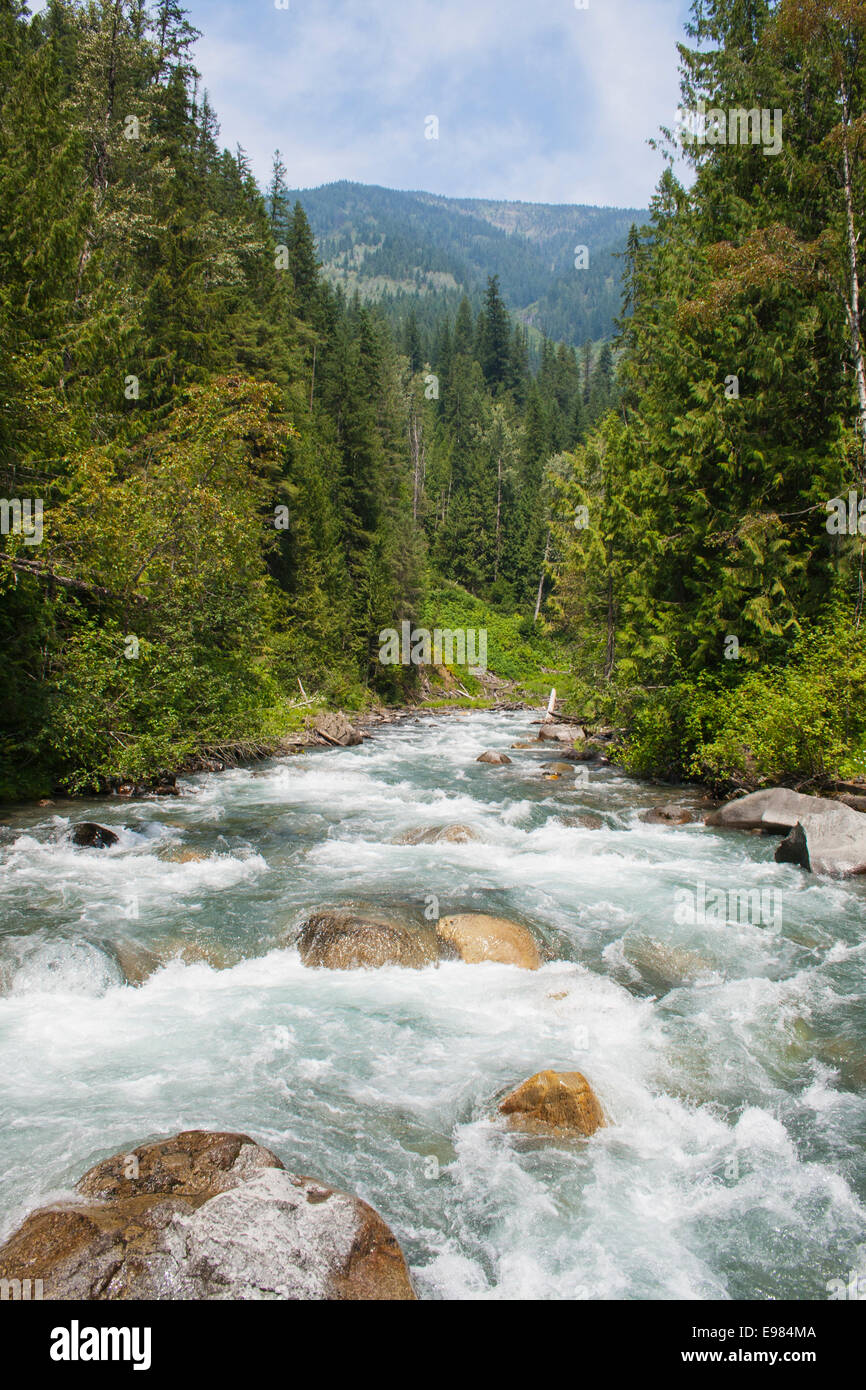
[112, 938, 239, 986]
[774, 804, 866, 877]
[157, 847, 210, 864]
[71, 823, 119, 849]
[541, 762, 577, 775]
[639, 804, 697, 826]
[297, 910, 438, 970]
[476, 750, 512, 765]
[705, 789, 834, 833]
[436, 913, 541, 970]
[499, 1070, 606, 1137]
[511, 741, 542, 750]
[538, 724, 586, 744]
[623, 936, 713, 992]
[834, 794, 866, 814]
[312, 712, 363, 747]
[393, 824, 481, 845]
[559, 813, 604, 830]
[0, 1131, 415, 1301]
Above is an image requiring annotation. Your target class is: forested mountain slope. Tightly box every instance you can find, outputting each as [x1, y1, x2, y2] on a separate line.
[285, 180, 643, 347]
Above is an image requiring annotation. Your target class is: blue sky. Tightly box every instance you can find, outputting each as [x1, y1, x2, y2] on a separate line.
[30, 0, 696, 207]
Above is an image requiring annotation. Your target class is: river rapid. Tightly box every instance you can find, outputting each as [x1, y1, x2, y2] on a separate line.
[1, 709, 865, 1301]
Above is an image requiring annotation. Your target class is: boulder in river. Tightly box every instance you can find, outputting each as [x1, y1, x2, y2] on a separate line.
[639, 804, 697, 826]
[775, 804, 866, 877]
[541, 762, 577, 775]
[312, 712, 363, 747]
[157, 847, 210, 863]
[559, 813, 604, 830]
[436, 913, 541, 970]
[705, 789, 835, 833]
[297, 910, 438, 970]
[499, 1070, 606, 1137]
[0, 1130, 415, 1300]
[476, 750, 512, 765]
[538, 724, 586, 744]
[71, 823, 119, 849]
[112, 936, 241, 985]
[393, 824, 481, 845]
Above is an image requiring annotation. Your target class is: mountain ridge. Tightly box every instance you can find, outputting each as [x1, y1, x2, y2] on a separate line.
[287, 180, 648, 346]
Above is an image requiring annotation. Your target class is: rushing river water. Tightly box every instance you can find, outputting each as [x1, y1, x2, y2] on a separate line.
[1, 710, 865, 1300]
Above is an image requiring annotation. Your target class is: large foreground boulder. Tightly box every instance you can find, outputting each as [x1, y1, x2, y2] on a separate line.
[775, 804, 866, 877]
[297, 910, 438, 970]
[0, 1131, 415, 1300]
[499, 1070, 606, 1137]
[705, 789, 835, 833]
[436, 913, 541, 970]
[393, 824, 481, 845]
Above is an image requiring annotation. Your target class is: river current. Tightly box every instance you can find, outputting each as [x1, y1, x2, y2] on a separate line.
[1, 710, 864, 1300]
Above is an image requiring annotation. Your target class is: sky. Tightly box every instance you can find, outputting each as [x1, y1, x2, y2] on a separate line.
[29, 0, 696, 208]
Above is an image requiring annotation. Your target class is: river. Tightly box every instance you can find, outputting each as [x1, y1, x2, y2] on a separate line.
[1, 709, 864, 1300]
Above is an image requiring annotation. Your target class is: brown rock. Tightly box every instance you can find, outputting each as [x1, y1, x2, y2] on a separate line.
[541, 762, 576, 775]
[476, 750, 512, 765]
[157, 848, 210, 864]
[393, 824, 481, 845]
[312, 712, 363, 747]
[0, 1131, 415, 1301]
[71, 823, 119, 849]
[559, 813, 604, 830]
[436, 913, 541, 970]
[499, 1069, 605, 1137]
[639, 804, 697, 826]
[297, 910, 438, 970]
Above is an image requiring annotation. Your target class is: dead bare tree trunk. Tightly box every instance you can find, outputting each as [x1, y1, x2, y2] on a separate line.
[841, 79, 866, 480]
[494, 455, 502, 580]
[604, 573, 615, 681]
[533, 531, 551, 623]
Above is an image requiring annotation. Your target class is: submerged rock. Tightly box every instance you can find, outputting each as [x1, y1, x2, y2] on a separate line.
[639, 804, 697, 826]
[705, 789, 834, 833]
[436, 913, 541, 970]
[476, 750, 512, 765]
[112, 937, 240, 986]
[499, 1070, 606, 1137]
[775, 804, 866, 877]
[71, 823, 119, 849]
[541, 762, 577, 775]
[0, 1131, 415, 1300]
[157, 847, 210, 864]
[393, 824, 481, 845]
[559, 813, 604, 830]
[297, 910, 438, 970]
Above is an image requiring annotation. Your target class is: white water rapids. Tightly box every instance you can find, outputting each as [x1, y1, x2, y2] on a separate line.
[1, 710, 864, 1300]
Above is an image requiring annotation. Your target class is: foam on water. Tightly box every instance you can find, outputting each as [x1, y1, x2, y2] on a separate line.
[1, 710, 865, 1299]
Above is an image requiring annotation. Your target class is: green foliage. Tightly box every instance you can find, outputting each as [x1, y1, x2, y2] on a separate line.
[621, 620, 866, 791]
